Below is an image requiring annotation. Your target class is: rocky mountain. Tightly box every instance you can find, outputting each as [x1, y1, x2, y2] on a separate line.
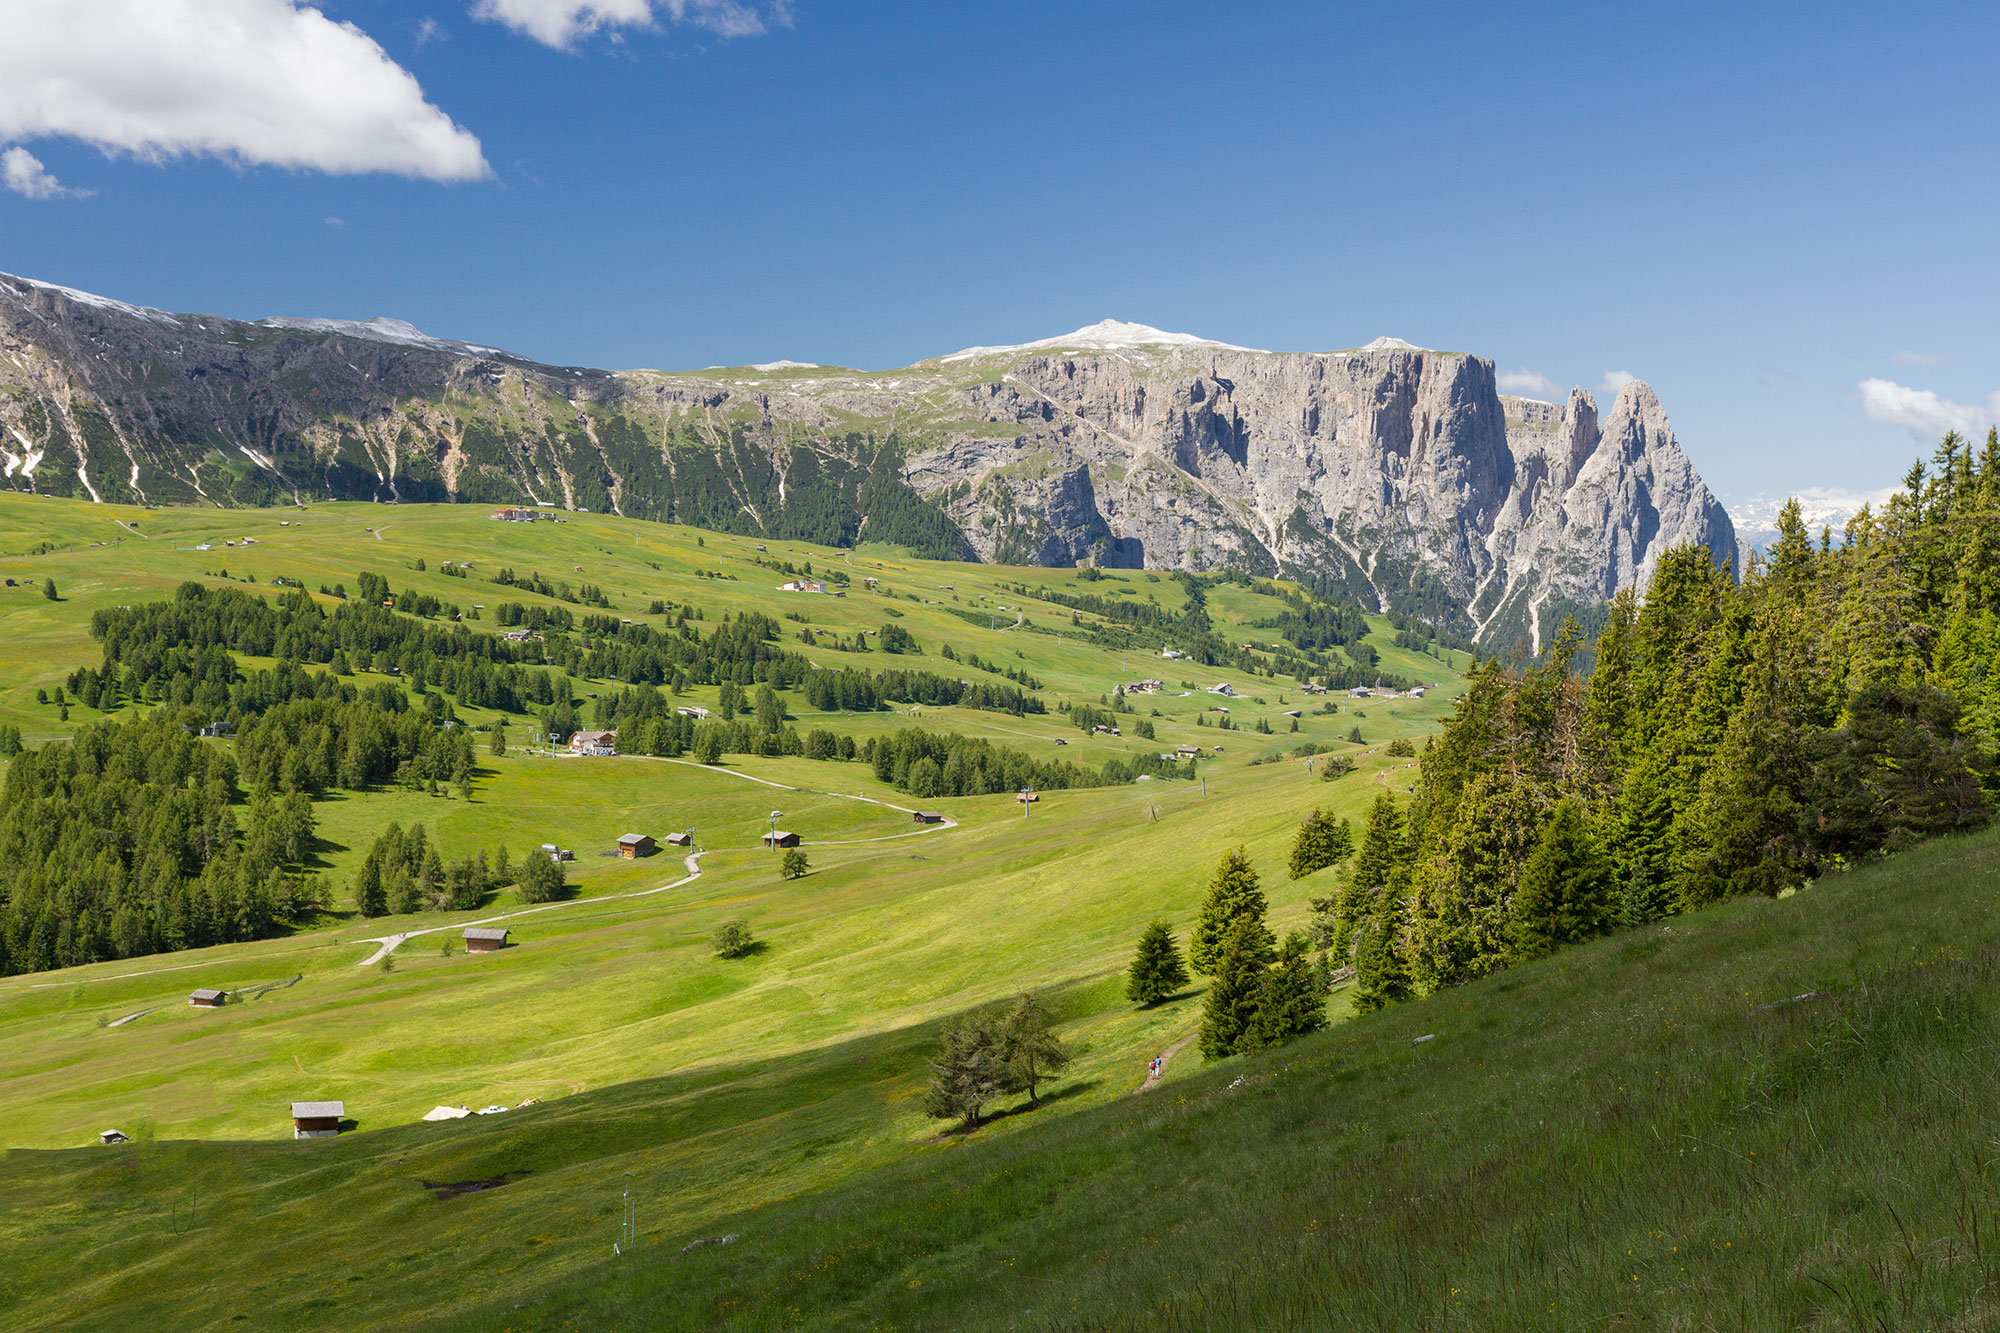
[0, 274, 1735, 647]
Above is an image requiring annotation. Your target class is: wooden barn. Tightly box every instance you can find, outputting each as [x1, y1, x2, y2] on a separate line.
[617, 833, 656, 859]
[463, 927, 509, 953]
[762, 830, 801, 849]
[291, 1100, 344, 1139]
[911, 811, 944, 825]
[188, 988, 227, 1008]
[664, 831, 692, 847]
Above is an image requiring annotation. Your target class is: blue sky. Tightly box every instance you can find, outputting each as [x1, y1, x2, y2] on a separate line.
[3, 1, 1997, 509]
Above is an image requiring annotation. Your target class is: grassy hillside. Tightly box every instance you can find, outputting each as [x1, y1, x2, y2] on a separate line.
[6, 824, 1996, 1330]
[0, 494, 1468, 1328]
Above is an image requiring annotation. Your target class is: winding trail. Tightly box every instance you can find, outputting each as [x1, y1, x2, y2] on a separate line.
[1136, 1031, 1198, 1094]
[351, 761, 958, 966]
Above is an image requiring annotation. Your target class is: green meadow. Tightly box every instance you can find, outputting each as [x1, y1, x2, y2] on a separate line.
[0, 494, 1459, 1328]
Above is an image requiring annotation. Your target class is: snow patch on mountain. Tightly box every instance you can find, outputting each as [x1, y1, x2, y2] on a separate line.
[257, 315, 509, 358]
[1, 274, 181, 327]
[941, 318, 1265, 363]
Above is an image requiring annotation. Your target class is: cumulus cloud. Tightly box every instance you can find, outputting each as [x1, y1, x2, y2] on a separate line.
[474, 0, 792, 48]
[1596, 370, 1636, 396]
[1858, 378, 2000, 441]
[0, 0, 488, 181]
[1496, 368, 1563, 400]
[1, 147, 86, 199]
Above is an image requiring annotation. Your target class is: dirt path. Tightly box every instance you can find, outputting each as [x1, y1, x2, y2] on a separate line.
[1136, 1031, 1198, 1094]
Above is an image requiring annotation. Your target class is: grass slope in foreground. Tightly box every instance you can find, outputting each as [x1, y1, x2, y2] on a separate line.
[4, 828, 1997, 1329]
[507, 827, 2000, 1331]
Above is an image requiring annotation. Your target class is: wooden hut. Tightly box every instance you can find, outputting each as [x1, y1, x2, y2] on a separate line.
[761, 830, 801, 849]
[291, 1100, 344, 1139]
[99, 1129, 130, 1145]
[617, 833, 656, 859]
[664, 831, 692, 847]
[188, 988, 227, 1008]
[911, 811, 944, 825]
[463, 927, 509, 953]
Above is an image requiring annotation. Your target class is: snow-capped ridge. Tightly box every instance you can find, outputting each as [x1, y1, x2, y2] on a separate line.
[1, 273, 182, 327]
[257, 315, 508, 358]
[941, 318, 1265, 363]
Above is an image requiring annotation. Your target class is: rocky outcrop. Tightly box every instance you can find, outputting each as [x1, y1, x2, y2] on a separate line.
[0, 278, 1735, 644]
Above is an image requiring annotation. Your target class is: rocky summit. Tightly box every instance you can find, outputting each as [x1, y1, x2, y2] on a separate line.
[0, 278, 1733, 646]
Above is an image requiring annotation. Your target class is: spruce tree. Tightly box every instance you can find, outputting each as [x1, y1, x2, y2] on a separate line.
[1287, 808, 1354, 880]
[1199, 916, 1276, 1059]
[490, 719, 508, 757]
[1350, 903, 1412, 1015]
[1126, 920, 1190, 1006]
[1508, 801, 1619, 960]
[1246, 931, 1330, 1051]
[1189, 846, 1266, 974]
[1320, 792, 1407, 960]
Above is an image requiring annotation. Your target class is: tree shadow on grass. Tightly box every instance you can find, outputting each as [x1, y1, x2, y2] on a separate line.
[934, 1079, 1103, 1142]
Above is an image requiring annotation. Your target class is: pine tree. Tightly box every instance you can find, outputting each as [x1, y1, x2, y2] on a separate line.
[1199, 916, 1276, 1059]
[1350, 900, 1412, 1015]
[1508, 801, 1619, 960]
[490, 719, 507, 757]
[518, 849, 565, 903]
[1319, 792, 1407, 960]
[998, 992, 1072, 1103]
[1287, 808, 1354, 880]
[1246, 931, 1330, 1051]
[1189, 846, 1266, 974]
[922, 1015, 1007, 1129]
[42, 578, 57, 602]
[352, 852, 386, 917]
[1126, 920, 1190, 1006]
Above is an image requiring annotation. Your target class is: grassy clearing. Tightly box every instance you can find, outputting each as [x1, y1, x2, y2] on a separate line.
[0, 494, 1472, 1329]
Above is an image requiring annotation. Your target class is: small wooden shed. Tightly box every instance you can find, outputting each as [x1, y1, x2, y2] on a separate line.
[292, 1100, 344, 1139]
[1016, 790, 1039, 804]
[99, 1129, 130, 1145]
[617, 833, 656, 859]
[188, 988, 227, 1008]
[762, 830, 801, 849]
[664, 831, 692, 847]
[912, 811, 943, 825]
[463, 927, 509, 953]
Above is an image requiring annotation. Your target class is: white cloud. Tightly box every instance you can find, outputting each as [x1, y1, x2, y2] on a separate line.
[1496, 368, 1563, 400]
[473, 0, 792, 47]
[1858, 377, 2000, 441]
[1888, 350, 1944, 367]
[1, 146, 87, 199]
[1596, 370, 1636, 396]
[324, 216, 344, 227]
[0, 0, 488, 182]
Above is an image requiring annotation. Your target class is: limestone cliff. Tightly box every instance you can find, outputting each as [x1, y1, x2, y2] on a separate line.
[0, 279, 1734, 645]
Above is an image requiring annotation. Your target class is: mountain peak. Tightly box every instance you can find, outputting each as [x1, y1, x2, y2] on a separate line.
[941, 318, 1264, 363]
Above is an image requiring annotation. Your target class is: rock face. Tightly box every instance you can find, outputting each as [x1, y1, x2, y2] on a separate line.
[0, 279, 1735, 645]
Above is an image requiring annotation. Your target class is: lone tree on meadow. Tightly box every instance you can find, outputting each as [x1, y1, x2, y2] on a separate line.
[711, 919, 757, 958]
[1126, 920, 1190, 1006]
[999, 992, 1073, 1104]
[1509, 801, 1620, 960]
[42, 578, 58, 602]
[489, 719, 507, 757]
[922, 1014, 1008, 1130]
[1287, 807, 1355, 880]
[780, 848, 809, 880]
[1189, 846, 1266, 974]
